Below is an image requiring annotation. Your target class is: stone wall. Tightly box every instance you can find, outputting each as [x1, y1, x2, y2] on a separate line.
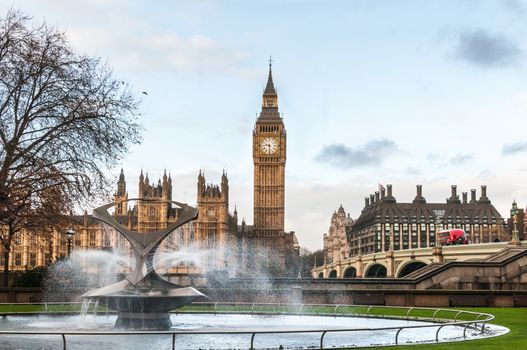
[199, 286, 527, 307]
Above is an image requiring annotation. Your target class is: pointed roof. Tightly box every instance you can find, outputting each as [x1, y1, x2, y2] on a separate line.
[263, 61, 277, 96]
[118, 168, 125, 182]
[258, 58, 281, 121]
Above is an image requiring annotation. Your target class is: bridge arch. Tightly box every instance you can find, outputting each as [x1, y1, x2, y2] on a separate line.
[328, 269, 338, 278]
[343, 266, 357, 278]
[397, 260, 428, 278]
[317, 272, 324, 278]
[364, 263, 387, 278]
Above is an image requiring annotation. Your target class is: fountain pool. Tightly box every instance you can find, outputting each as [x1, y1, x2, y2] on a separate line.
[0, 310, 507, 349]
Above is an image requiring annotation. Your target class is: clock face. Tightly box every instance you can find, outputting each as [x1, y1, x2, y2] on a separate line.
[260, 137, 278, 154]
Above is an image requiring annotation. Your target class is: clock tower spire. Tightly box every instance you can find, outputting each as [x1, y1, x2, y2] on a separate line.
[262, 57, 278, 109]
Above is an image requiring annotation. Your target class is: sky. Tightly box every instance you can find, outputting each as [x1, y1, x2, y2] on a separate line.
[3, 0, 527, 250]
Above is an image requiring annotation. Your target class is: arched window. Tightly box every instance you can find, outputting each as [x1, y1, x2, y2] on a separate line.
[365, 264, 387, 278]
[343, 267, 357, 278]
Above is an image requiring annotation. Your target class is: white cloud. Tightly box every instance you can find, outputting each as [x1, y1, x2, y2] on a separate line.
[66, 26, 252, 75]
[4, 0, 253, 76]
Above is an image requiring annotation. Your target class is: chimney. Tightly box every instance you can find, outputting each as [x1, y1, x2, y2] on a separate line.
[384, 184, 396, 203]
[370, 194, 375, 204]
[365, 197, 370, 207]
[479, 185, 490, 203]
[448, 185, 461, 204]
[413, 184, 426, 204]
[381, 187, 386, 199]
[462, 192, 468, 204]
[470, 189, 477, 203]
[375, 191, 380, 202]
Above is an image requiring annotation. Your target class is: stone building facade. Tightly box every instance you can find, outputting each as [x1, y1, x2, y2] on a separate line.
[2, 63, 299, 277]
[242, 62, 299, 276]
[195, 170, 239, 273]
[322, 205, 353, 264]
[348, 184, 507, 258]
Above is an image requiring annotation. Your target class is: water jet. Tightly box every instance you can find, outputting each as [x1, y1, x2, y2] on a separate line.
[81, 199, 205, 329]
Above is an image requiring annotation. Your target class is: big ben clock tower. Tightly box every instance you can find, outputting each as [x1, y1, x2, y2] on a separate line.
[253, 60, 286, 235]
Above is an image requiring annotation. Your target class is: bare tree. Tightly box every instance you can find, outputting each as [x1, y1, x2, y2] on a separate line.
[0, 10, 142, 286]
[298, 248, 324, 278]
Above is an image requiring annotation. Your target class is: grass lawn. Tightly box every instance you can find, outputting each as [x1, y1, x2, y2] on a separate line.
[0, 303, 99, 313]
[376, 307, 527, 350]
[0, 304, 524, 349]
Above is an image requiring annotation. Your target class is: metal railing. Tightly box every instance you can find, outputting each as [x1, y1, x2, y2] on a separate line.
[0, 302, 495, 350]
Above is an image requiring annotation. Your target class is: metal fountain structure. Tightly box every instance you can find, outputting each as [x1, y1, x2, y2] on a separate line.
[82, 199, 205, 329]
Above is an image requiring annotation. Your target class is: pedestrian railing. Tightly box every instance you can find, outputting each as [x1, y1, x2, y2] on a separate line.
[0, 302, 495, 350]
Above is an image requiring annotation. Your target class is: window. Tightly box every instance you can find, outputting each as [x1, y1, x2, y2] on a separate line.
[433, 209, 445, 216]
[29, 253, 36, 267]
[15, 253, 22, 266]
[207, 230, 216, 248]
[103, 233, 110, 247]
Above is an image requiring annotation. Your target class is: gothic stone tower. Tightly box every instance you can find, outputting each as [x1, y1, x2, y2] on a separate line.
[248, 61, 300, 276]
[253, 62, 286, 234]
[114, 169, 128, 216]
[195, 171, 232, 269]
[137, 170, 173, 232]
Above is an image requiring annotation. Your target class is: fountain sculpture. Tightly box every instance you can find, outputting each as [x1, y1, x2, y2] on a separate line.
[82, 199, 205, 329]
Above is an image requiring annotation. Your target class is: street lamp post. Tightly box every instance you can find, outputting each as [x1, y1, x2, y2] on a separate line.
[65, 229, 75, 257]
[435, 217, 443, 246]
[433, 217, 444, 263]
[510, 201, 520, 245]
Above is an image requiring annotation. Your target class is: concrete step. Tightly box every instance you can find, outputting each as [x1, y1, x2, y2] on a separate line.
[484, 248, 525, 262]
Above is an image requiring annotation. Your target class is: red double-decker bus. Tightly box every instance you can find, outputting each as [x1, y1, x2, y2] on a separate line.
[438, 229, 468, 245]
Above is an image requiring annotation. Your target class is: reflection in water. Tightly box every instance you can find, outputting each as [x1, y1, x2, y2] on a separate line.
[0, 313, 505, 350]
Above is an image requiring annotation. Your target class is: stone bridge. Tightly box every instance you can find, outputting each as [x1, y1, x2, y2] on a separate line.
[312, 241, 519, 279]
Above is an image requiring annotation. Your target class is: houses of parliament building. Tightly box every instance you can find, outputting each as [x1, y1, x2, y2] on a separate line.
[3, 64, 300, 277]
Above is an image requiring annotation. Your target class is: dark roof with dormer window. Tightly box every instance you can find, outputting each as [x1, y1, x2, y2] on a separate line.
[352, 185, 504, 232]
